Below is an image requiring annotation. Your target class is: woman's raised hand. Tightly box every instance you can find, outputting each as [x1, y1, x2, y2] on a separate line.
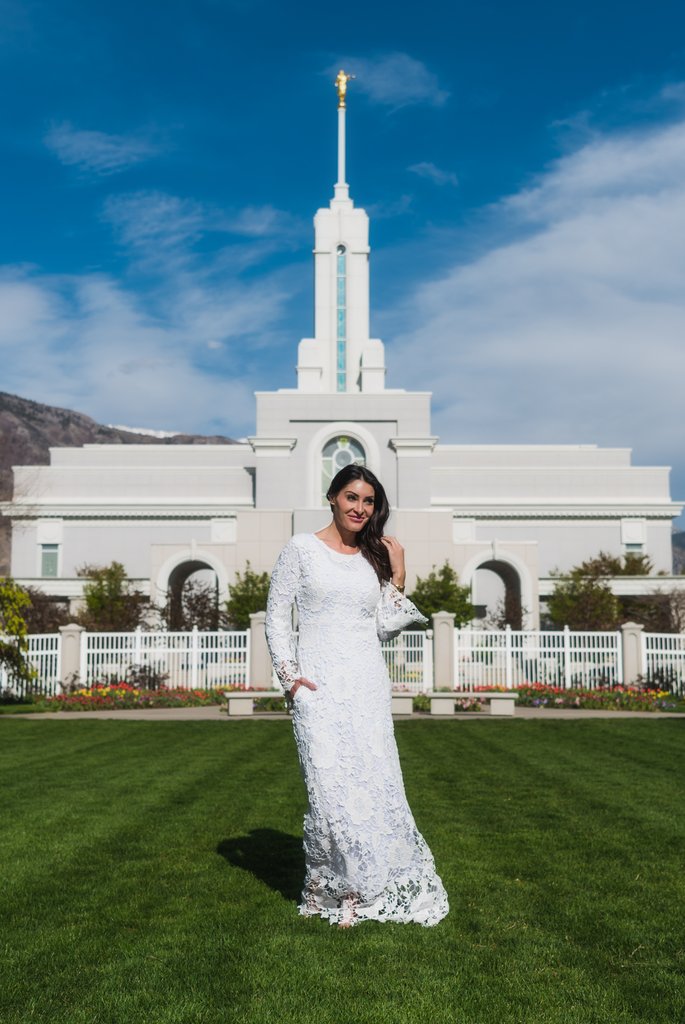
[381, 536, 406, 590]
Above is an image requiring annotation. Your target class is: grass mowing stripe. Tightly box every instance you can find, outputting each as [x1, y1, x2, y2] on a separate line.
[393, 721, 685, 1023]
[1, 720, 683, 1024]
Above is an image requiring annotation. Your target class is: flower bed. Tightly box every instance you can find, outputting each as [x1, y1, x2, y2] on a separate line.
[409, 682, 685, 713]
[515, 682, 684, 711]
[25, 680, 685, 713]
[35, 682, 230, 712]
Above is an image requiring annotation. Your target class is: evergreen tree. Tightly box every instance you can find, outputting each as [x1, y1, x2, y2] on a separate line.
[225, 563, 270, 630]
[546, 573, 621, 631]
[546, 550, 653, 630]
[407, 562, 474, 628]
[76, 562, 148, 631]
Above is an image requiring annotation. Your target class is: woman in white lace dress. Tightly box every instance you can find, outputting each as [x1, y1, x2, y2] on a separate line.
[265, 465, 449, 928]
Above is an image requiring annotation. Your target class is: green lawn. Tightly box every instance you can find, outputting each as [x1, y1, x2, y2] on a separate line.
[1, 719, 683, 1024]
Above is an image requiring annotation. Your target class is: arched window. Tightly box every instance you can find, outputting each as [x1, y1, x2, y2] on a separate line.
[336, 244, 347, 392]
[321, 435, 365, 504]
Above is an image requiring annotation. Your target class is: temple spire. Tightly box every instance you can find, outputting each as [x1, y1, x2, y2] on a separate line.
[334, 69, 354, 201]
[296, 71, 385, 393]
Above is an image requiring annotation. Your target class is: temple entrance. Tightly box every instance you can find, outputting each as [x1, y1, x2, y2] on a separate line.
[165, 560, 220, 630]
[473, 559, 524, 629]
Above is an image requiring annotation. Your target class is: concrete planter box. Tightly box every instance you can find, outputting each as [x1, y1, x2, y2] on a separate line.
[391, 693, 414, 715]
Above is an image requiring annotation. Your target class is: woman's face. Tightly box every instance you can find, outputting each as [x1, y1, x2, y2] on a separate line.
[330, 478, 375, 534]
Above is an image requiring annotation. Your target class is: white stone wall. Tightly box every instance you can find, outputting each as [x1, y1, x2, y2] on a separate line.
[252, 390, 434, 509]
[470, 519, 673, 575]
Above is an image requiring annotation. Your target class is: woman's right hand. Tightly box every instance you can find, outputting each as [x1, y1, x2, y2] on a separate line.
[288, 677, 318, 699]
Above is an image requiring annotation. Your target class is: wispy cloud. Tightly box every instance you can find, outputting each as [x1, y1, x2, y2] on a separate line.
[661, 81, 685, 104]
[103, 192, 206, 250]
[366, 194, 413, 219]
[103, 191, 303, 248]
[385, 109, 685, 495]
[408, 161, 458, 186]
[101, 191, 306, 281]
[504, 119, 685, 222]
[0, 180, 308, 436]
[0, 264, 291, 435]
[329, 53, 448, 109]
[224, 205, 302, 238]
[44, 122, 162, 176]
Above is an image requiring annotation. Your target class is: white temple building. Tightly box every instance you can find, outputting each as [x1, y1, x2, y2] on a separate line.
[6, 79, 683, 627]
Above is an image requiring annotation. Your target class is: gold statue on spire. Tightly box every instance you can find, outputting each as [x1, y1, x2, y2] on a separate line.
[335, 69, 355, 108]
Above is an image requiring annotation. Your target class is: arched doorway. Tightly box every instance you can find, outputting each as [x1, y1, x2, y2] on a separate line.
[473, 559, 524, 629]
[166, 560, 220, 630]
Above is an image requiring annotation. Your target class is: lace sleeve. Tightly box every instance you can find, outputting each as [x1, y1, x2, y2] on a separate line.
[375, 581, 428, 641]
[265, 539, 301, 694]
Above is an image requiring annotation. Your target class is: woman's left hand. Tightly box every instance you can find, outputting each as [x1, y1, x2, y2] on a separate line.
[381, 536, 406, 589]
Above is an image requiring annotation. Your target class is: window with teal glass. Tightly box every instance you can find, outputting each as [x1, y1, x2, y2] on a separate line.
[321, 436, 366, 504]
[41, 544, 59, 578]
[335, 244, 346, 391]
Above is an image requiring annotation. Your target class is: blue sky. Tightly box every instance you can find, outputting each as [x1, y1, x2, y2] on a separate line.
[1, 0, 684, 524]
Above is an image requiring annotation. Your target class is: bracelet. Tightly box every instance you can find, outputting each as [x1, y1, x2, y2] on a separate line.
[394, 583, 405, 593]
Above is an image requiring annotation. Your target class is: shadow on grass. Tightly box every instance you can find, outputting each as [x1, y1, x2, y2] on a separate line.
[217, 829, 305, 902]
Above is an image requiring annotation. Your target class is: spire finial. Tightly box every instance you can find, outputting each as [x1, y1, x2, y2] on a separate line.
[335, 69, 355, 108]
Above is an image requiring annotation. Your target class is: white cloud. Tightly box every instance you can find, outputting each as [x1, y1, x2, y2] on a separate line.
[1, 162, 309, 437]
[661, 81, 685, 104]
[44, 122, 161, 176]
[504, 119, 685, 223]
[366, 194, 413, 219]
[385, 113, 685, 499]
[102, 191, 304, 266]
[0, 182, 304, 437]
[329, 53, 448, 109]
[224, 205, 302, 238]
[0, 235, 297, 436]
[408, 161, 458, 186]
[103, 192, 206, 252]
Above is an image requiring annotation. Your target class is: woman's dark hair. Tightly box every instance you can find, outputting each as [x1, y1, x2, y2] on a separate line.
[326, 465, 391, 582]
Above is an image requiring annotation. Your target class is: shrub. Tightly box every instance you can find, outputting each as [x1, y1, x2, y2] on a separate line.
[225, 563, 270, 630]
[408, 563, 474, 628]
[76, 562, 148, 631]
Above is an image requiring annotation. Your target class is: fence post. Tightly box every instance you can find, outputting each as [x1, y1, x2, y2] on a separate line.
[58, 623, 85, 689]
[423, 629, 434, 692]
[621, 622, 645, 685]
[505, 624, 513, 690]
[432, 612, 455, 690]
[249, 611, 272, 690]
[134, 626, 142, 667]
[191, 626, 199, 690]
[563, 626, 572, 689]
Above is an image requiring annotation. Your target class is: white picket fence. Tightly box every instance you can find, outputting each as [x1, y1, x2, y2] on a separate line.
[1, 628, 432, 697]
[454, 626, 623, 690]
[0, 633, 62, 697]
[3, 626, 685, 698]
[81, 630, 431, 692]
[382, 630, 433, 694]
[80, 628, 250, 689]
[643, 633, 685, 693]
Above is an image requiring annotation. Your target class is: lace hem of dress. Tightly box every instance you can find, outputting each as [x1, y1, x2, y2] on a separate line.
[297, 873, 449, 928]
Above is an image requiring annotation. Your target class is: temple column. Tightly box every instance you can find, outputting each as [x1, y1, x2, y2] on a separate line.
[390, 437, 438, 508]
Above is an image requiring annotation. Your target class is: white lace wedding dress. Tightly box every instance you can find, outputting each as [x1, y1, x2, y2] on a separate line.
[265, 533, 449, 927]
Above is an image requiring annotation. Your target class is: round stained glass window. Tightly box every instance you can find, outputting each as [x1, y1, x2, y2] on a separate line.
[321, 436, 366, 504]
